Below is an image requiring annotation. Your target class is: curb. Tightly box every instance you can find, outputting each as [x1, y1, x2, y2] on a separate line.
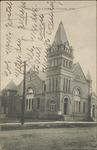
[1, 122, 97, 131]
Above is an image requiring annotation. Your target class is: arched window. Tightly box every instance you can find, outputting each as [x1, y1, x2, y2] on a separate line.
[49, 100, 56, 112]
[74, 89, 81, 113]
[26, 86, 34, 111]
[55, 59, 58, 66]
[66, 60, 68, 67]
[27, 86, 34, 94]
[74, 89, 80, 101]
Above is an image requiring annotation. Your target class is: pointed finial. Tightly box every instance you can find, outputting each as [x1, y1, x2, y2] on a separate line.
[60, 21, 63, 24]
[86, 71, 92, 81]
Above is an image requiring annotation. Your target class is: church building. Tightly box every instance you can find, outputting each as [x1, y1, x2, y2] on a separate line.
[1, 22, 97, 121]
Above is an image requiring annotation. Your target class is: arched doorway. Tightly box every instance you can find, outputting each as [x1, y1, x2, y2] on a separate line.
[64, 98, 68, 115]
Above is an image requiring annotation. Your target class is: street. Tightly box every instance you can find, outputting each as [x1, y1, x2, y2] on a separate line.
[0, 126, 97, 150]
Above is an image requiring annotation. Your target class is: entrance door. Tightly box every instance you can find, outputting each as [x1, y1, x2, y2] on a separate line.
[64, 98, 68, 115]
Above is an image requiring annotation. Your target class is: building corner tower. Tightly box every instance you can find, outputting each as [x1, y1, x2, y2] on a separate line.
[45, 21, 74, 119]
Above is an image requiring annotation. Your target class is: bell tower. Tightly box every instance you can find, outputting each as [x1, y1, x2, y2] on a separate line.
[45, 21, 74, 116]
[46, 21, 74, 92]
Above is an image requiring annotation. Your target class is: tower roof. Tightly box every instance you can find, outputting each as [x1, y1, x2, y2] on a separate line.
[5, 80, 18, 91]
[86, 71, 92, 81]
[52, 21, 69, 45]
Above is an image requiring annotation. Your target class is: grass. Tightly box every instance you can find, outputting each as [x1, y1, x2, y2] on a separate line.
[0, 126, 97, 150]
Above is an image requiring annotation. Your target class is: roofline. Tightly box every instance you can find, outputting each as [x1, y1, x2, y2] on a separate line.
[73, 63, 89, 84]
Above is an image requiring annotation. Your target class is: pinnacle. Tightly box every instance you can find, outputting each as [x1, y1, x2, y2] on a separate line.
[86, 71, 92, 81]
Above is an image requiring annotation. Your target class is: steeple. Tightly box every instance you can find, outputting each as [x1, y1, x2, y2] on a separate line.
[47, 21, 74, 71]
[52, 21, 69, 46]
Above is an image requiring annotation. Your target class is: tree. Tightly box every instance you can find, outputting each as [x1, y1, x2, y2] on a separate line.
[1, 90, 8, 114]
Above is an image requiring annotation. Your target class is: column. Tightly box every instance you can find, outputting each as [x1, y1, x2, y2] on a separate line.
[31, 99, 32, 110]
[74, 101, 76, 112]
[95, 104, 96, 118]
[91, 106, 92, 117]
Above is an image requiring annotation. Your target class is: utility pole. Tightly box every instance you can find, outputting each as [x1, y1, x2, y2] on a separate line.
[21, 61, 26, 125]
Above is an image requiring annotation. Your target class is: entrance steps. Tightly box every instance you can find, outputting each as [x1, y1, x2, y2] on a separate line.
[64, 115, 74, 121]
[63, 115, 89, 122]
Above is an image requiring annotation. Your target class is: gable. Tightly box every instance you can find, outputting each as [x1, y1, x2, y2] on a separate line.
[73, 64, 87, 84]
[5, 80, 18, 91]
[18, 71, 44, 96]
[26, 71, 43, 83]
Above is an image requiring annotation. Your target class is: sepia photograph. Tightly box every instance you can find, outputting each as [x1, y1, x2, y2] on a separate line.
[0, 1, 97, 150]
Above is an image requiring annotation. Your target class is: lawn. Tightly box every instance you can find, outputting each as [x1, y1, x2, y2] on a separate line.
[0, 126, 97, 150]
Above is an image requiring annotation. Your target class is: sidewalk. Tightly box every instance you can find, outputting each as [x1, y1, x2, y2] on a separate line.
[0, 121, 97, 130]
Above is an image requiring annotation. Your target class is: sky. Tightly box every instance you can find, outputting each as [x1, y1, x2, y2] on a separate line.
[1, 1, 96, 93]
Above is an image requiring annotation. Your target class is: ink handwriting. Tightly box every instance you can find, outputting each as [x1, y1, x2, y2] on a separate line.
[38, 14, 45, 41]
[5, 2, 13, 27]
[3, 1, 58, 78]
[31, 9, 38, 41]
[14, 55, 23, 77]
[14, 38, 22, 53]
[46, 1, 54, 35]
[4, 61, 11, 76]
[15, 2, 26, 29]
[6, 32, 13, 54]
[26, 47, 34, 61]
[44, 38, 51, 48]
